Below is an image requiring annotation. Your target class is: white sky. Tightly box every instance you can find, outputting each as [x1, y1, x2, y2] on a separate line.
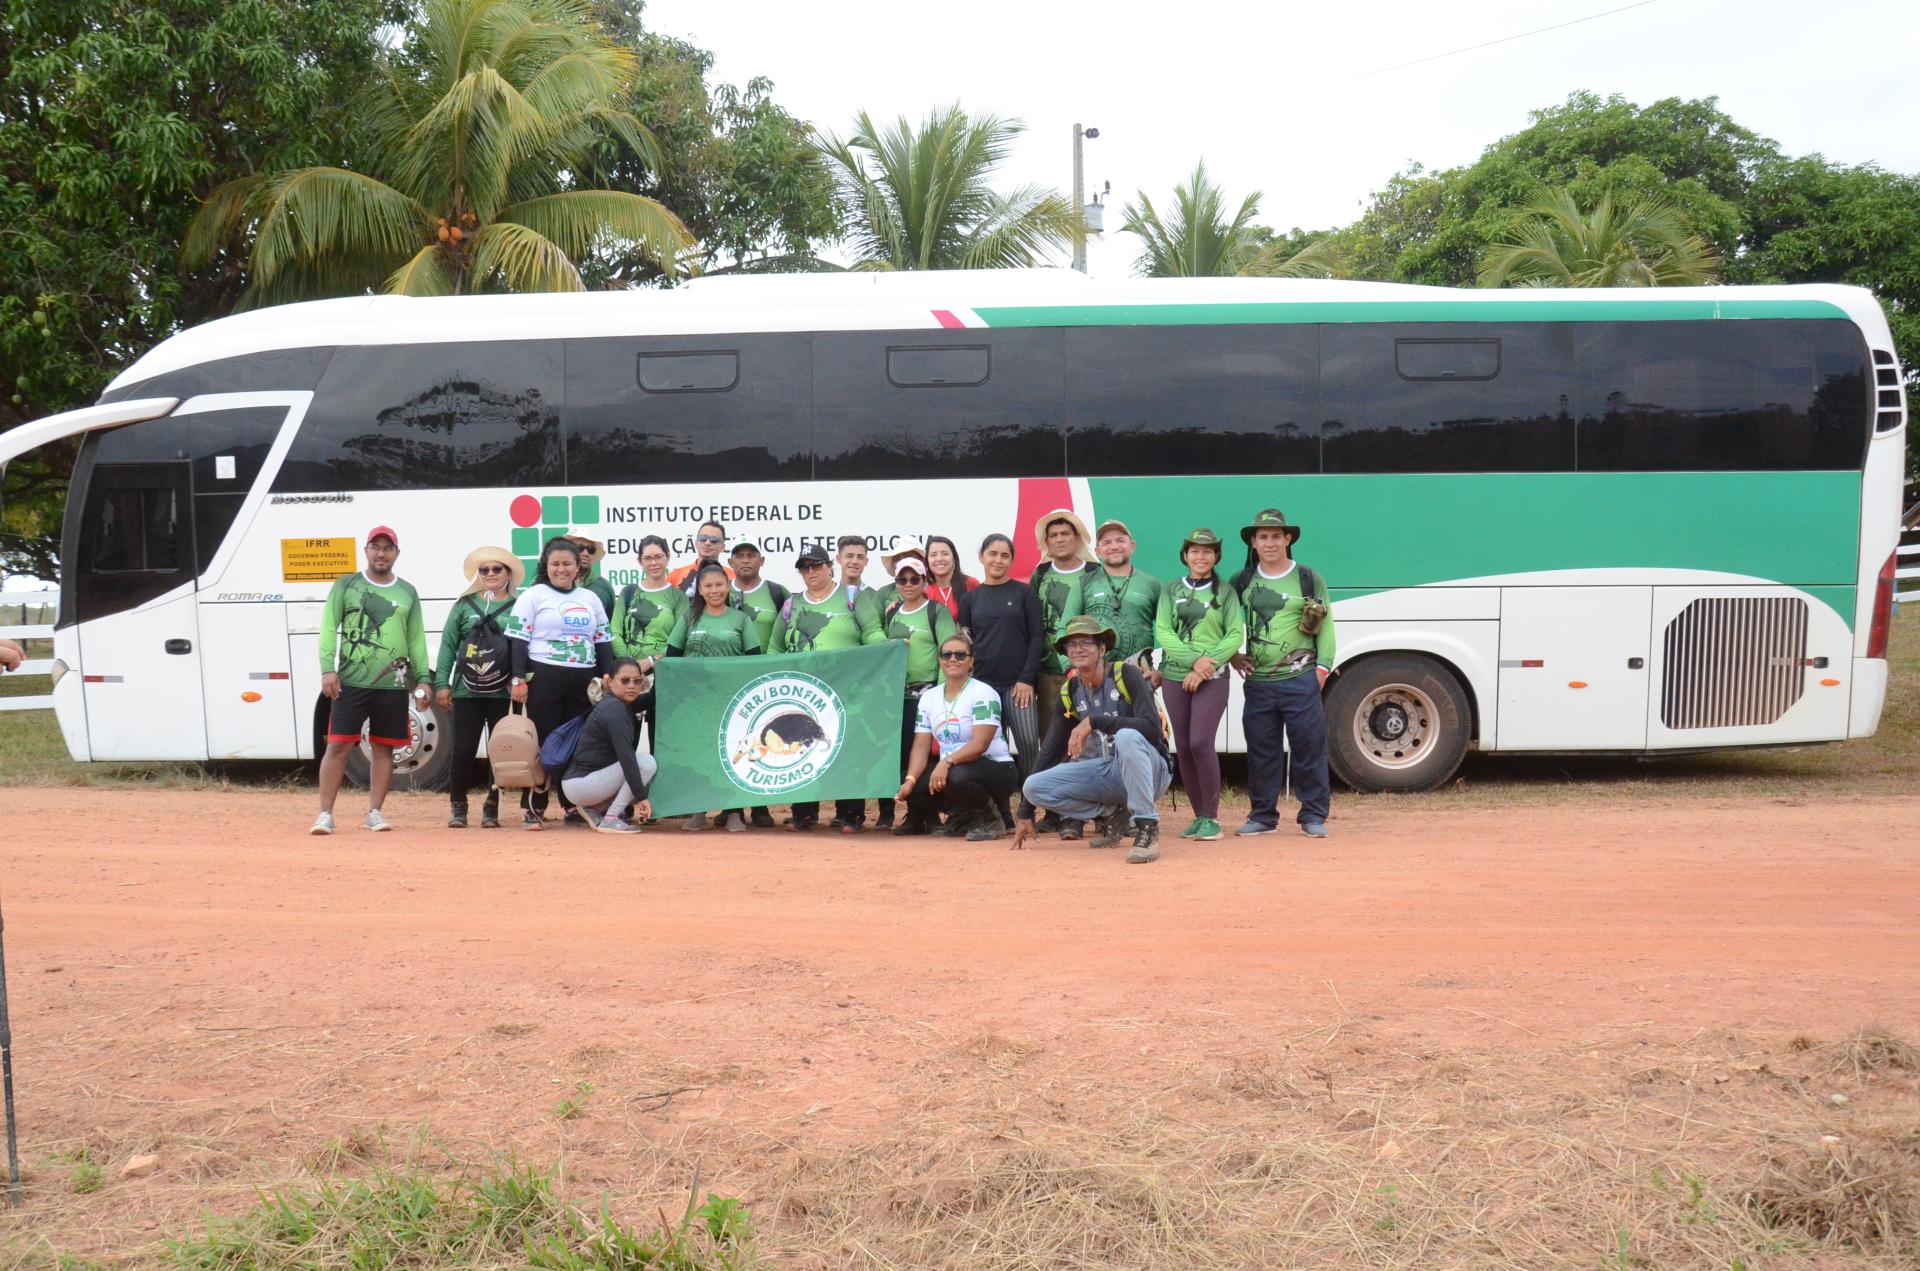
[640, 0, 1920, 277]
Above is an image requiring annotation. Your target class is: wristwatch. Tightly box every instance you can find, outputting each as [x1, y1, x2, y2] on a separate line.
[510, 676, 525, 687]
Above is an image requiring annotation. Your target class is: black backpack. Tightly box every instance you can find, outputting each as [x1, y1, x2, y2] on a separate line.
[456, 597, 513, 695]
[1228, 562, 1319, 601]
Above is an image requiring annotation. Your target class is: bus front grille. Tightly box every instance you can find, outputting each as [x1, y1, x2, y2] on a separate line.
[1660, 596, 1809, 730]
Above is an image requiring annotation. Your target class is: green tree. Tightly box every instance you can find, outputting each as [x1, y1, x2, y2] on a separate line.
[1121, 161, 1337, 278]
[1479, 188, 1720, 287]
[819, 104, 1077, 270]
[0, 0, 390, 577]
[185, 0, 692, 302]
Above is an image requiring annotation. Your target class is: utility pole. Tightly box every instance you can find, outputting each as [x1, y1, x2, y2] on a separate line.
[1072, 123, 1099, 273]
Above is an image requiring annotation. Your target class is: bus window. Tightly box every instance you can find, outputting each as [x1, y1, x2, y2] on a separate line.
[1066, 325, 1319, 476]
[568, 333, 810, 483]
[275, 341, 564, 492]
[73, 456, 194, 622]
[813, 329, 1065, 480]
[1321, 323, 1575, 473]
[1575, 321, 1871, 471]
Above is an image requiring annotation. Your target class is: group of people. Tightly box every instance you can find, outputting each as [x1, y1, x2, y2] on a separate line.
[310, 505, 1338, 864]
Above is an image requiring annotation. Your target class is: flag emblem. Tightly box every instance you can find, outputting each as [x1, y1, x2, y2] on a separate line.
[720, 671, 846, 796]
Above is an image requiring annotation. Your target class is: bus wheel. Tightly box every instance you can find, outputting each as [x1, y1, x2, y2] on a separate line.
[342, 698, 452, 792]
[1324, 654, 1469, 793]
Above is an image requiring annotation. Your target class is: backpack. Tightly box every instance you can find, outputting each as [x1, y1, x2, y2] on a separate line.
[538, 712, 589, 773]
[456, 597, 512, 695]
[1029, 560, 1097, 588]
[488, 706, 545, 791]
[1229, 563, 1328, 635]
[1062, 661, 1171, 765]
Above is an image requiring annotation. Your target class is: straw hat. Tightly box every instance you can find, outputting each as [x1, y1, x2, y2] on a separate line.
[1031, 508, 1094, 562]
[461, 545, 525, 596]
[563, 532, 606, 561]
[882, 540, 930, 577]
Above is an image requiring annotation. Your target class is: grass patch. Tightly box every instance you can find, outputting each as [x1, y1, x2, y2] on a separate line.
[0, 709, 306, 788]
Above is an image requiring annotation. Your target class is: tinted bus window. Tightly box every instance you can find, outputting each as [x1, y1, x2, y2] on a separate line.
[1576, 321, 1871, 470]
[1322, 323, 1575, 472]
[814, 329, 1064, 480]
[568, 334, 810, 483]
[1066, 326, 1319, 476]
[275, 342, 564, 492]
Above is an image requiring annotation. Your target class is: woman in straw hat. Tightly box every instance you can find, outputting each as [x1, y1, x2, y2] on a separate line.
[434, 545, 524, 828]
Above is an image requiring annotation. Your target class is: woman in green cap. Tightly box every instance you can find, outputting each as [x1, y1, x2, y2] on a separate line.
[1153, 528, 1243, 841]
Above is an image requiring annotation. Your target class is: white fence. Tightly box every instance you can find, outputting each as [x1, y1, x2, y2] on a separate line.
[0, 589, 57, 713]
[1901, 525, 1920, 608]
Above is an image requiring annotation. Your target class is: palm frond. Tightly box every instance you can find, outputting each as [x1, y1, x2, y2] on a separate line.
[960, 185, 1078, 269]
[1480, 187, 1720, 287]
[466, 219, 584, 291]
[384, 244, 457, 296]
[499, 189, 691, 275]
[247, 167, 430, 293]
[1240, 235, 1342, 278]
[182, 174, 270, 269]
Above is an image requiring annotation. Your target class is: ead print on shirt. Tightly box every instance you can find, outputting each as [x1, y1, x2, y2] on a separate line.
[552, 598, 598, 664]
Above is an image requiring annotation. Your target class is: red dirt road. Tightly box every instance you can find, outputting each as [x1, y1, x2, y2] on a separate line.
[1, 787, 1916, 1257]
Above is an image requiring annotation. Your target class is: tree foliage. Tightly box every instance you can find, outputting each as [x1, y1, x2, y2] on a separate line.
[1479, 188, 1721, 287]
[819, 104, 1078, 270]
[1122, 161, 1337, 279]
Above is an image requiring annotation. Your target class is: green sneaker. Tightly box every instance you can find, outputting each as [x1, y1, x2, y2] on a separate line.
[1179, 818, 1204, 839]
[1191, 817, 1223, 841]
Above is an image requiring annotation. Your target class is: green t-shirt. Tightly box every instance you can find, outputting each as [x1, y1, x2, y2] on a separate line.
[612, 582, 688, 659]
[1032, 561, 1092, 674]
[582, 572, 615, 616]
[882, 598, 958, 685]
[733, 580, 784, 651]
[671, 605, 762, 658]
[1240, 562, 1336, 681]
[433, 593, 515, 699]
[1081, 567, 1163, 663]
[319, 573, 431, 690]
[1153, 577, 1244, 680]
[771, 588, 882, 653]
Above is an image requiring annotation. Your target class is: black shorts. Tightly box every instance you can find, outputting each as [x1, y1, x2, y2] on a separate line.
[327, 686, 412, 749]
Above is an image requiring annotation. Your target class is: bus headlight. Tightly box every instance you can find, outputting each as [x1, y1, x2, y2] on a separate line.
[48, 658, 69, 686]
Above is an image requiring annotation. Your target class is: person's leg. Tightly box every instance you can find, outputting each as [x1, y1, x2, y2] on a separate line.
[1241, 679, 1285, 830]
[787, 801, 819, 830]
[363, 689, 411, 814]
[561, 762, 627, 813]
[448, 697, 485, 818]
[1111, 730, 1171, 823]
[878, 697, 917, 830]
[318, 687, 375, 815]
[1022, 757, 1126, 824]
[369, 744, 394, 811]
[317, 741, 353, 814]
[902, 764, 940, 829]
[989, 680, 1040, 824]
[478, 697, 509, 824]
[1187, 677, 1231, 820]
[1161, 680, 1196, 813]
[525, 672, 567, 818]
[834, 798, 866, 828]
[1278, 674, 1332, 827]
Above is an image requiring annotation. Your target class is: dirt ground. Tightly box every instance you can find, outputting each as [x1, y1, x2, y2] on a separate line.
[2, 787, 1918, 1267]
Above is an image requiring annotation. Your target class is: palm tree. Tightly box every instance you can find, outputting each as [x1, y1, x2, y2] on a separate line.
[818, 105, 1078, 270]
[185, 0, 691, 302]
[1478, 188, 1721, 288]
[1122, 161, 1338, 278]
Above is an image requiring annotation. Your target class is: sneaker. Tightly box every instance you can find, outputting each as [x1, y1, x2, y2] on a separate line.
[684, 813, 710, 832]
[523, 809, 544, 832]
[930, 815, 968, 838]
[1178, 818, 1203, 839]
[966, 818, 1010, 842]
[750, 808, 777, 829]
[1191, 817, 1223, 841]
[447, 806, 468, 829]
[1126, 819, 1161, 864]
[725, 812, 747, 833]
[577, 805, 604, 829]
[595, 815, 642, 835]
[1057, 818, 1083, 842]
[891, 815, 928, 837]
[784, 817, 817, 833]
[309, 811, 334, 836]
[1088, 812, 1126, 849]
[561, 807, 588, 828]
[1235, 820, 1278, 837]
[1301, 820, 1330, 839]
[1037, 811, 1062, 835]
[875, 811, 895, 831]
[364, 809, 392, 833]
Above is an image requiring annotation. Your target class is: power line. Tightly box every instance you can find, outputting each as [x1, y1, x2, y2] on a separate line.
[1347, 0, 1661, 80]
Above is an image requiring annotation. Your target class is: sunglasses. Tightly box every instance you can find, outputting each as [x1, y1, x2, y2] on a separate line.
[800, 560, 829, 569]
[895, 571, 924, 584]
[938, 649, 971, 661]
[612, 675, 644, 686]
[476, 564, 508, 574]
[696, 534, 723, 544]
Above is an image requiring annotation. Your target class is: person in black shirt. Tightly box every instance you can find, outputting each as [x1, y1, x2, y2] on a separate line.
[559, 658, 657, 834]
[955, 533, 1044, 823]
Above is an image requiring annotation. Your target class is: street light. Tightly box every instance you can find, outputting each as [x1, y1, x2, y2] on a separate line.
[1072, 123, 1100, 273]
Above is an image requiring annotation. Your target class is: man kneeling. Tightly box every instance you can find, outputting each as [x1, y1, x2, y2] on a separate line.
[1013, 617, 1171, 864]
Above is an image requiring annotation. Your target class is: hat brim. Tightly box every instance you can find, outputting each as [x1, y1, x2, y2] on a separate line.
[881, 541, 929, 575]
[563, 534, 606, 556]
[1033, 508, 1095, 562]
[461, 546, 526, 594]
[1053, 630, 1116, 655]
[1240, 523, 1303, 545]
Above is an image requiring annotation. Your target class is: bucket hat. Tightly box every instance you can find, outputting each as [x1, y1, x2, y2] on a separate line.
[1239, 507, 1302, 545]
[1180, 527, 1224, 556]
[1052, 614, 1117, 655]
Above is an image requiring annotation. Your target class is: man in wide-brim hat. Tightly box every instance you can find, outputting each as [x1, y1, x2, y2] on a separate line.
[1029, 509, 1100, 830]
[1229, 506, 1336, 841]
[1013, 615, 1173, 864]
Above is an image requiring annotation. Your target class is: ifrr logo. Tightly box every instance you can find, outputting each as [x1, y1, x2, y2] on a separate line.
[508, 493, 601, 576]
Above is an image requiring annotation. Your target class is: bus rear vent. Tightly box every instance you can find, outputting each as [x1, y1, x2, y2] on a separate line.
[1660, 597, 1808, 729]
[1873, 349, 1905, 434]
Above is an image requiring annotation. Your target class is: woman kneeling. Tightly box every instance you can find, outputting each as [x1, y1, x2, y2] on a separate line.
[560, 659, 656, 834]
[894, 632, 1018, 840]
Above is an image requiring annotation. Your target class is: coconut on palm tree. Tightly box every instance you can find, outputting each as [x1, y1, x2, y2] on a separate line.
[1478, 188, 1721, 288]
[818, 105, 1078, 270]
[185, 0, 691, 302]
[1122, 160, 1337, 278]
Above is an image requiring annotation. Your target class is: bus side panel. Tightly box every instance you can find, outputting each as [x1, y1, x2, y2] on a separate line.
[1645, 585, 1852, 749]
[199, 600, 296, 759]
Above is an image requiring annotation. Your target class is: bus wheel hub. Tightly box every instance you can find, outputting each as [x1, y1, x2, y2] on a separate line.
[1353, 683, 1437, 770]
[1370, 702, 1408, 741]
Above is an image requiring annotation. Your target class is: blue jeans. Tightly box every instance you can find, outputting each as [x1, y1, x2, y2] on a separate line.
[1244, 674, 1331, 826]
[1021, 729, 1171, 823]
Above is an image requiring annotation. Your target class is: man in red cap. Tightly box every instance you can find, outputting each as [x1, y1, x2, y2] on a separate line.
[311, 525, 432, 835]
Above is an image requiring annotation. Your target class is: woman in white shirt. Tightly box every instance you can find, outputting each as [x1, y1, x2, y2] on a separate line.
[894, 631, 1017, 841]
[506, 537, 612, 829]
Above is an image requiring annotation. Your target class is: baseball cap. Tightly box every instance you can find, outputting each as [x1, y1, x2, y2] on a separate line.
[795, 541, 832, 567]
[1095, 518, 1133, 540]
[365, 525, 399, 547]
[729, 541, 764, 557]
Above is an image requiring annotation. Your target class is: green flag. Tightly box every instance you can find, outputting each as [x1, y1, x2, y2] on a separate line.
[648, 642, 907, 816]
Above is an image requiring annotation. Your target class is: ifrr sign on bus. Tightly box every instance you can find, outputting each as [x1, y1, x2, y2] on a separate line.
[280, 537, 356, 582]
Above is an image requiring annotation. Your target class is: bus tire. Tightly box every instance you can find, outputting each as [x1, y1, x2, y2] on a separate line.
[340, 697, 453, 793]
[1324, 653, 1470, 793]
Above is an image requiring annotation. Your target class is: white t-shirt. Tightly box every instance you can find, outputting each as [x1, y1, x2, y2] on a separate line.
[915, 678, 1013, 763]
[506, 583, 610, 668]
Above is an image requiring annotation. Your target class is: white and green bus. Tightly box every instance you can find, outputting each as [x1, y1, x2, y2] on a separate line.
[1, 271, 1905, 792]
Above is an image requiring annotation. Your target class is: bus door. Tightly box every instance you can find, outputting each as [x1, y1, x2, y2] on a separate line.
[1496, 587, 1652, 750]
[73, 453, 208, 759]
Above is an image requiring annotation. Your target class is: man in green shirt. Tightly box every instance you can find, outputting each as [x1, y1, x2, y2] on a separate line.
[1029, 509, 1096, 833]
[312, 525, 433, 835]
[1081, 519, 1163, 677]
[1229, 508, 1336, 840]
[771, 542, 884, 832]
[566, 533, 615, 614]
[729, 541, 788, 652]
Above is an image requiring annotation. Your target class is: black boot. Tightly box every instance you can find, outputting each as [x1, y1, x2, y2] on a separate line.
[480, 793, 500, 829]
[1088, 810, 1126, 849]
[1126, 819, 1161, 864]
[447, 800, 468, 829]
[1058, 818, 1084, 842]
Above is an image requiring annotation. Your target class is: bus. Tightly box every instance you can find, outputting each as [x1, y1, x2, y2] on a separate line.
[1, 270, 1905, 793]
